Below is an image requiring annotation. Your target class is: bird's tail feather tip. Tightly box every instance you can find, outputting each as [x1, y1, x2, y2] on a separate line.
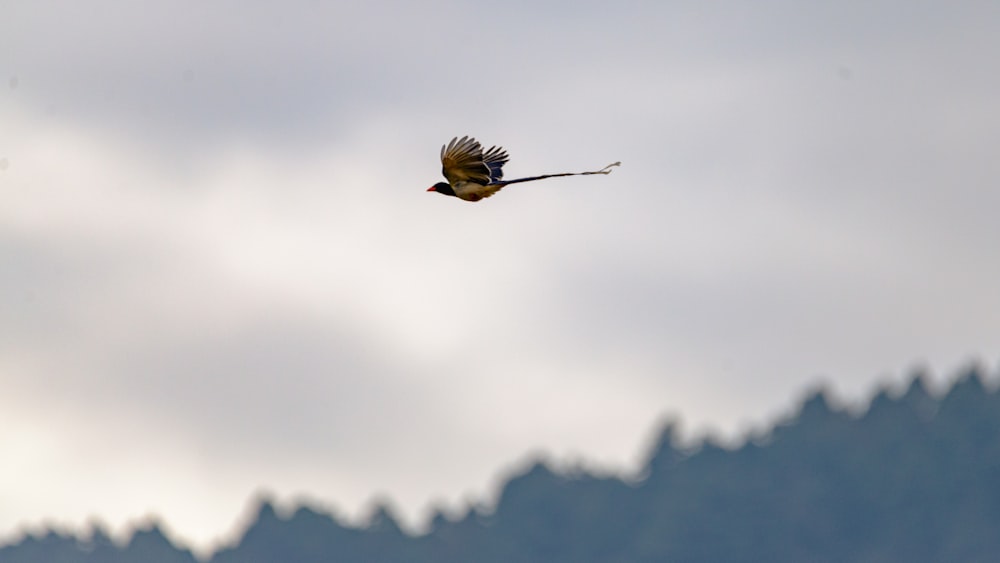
[597, 161, 621, 174]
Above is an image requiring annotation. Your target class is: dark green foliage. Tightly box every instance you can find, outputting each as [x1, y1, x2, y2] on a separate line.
[0, 523, 197, 563]
[2, 369, 998, 562]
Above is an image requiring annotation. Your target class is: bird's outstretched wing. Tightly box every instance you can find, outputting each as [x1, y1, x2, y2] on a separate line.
[441, 136, 492, 186]
[482, 145, 509, 184]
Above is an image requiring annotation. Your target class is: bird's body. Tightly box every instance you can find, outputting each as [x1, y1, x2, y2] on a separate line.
[427, 136, 619, 202]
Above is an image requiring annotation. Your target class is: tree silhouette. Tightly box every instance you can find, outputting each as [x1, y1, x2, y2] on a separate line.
[2, 367, 998, 562]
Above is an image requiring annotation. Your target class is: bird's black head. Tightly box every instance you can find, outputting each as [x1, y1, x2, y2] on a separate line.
[427, 182, 456, 197]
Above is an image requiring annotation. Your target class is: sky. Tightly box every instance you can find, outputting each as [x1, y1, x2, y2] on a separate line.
[2, 0, 1000, 554]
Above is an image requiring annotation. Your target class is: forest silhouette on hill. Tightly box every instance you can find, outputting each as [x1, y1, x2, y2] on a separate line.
[3, 366, 998, 562]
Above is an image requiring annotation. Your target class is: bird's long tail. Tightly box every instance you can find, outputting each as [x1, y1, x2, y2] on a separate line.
[492, 161, 620, 187]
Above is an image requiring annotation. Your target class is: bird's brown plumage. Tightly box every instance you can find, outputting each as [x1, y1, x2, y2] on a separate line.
[441, 136, 492, 185]
[439, 136, 511, 201]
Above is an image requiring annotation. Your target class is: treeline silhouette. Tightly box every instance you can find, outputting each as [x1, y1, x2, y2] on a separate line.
[2, 367, 998, 562]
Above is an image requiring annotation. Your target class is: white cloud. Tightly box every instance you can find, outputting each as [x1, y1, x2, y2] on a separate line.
[2, 0, 1000, 553]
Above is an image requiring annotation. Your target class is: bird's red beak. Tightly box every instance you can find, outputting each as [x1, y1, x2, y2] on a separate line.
[426, 186, 437, 192]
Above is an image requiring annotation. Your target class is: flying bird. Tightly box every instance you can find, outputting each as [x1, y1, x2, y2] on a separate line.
[427, 136, 620, 202]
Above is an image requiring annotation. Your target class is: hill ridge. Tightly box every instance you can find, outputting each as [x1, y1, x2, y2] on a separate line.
[2, 364, 997, 562]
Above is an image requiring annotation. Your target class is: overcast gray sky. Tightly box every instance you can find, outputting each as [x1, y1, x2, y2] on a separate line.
[2, 0, 999, 554]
